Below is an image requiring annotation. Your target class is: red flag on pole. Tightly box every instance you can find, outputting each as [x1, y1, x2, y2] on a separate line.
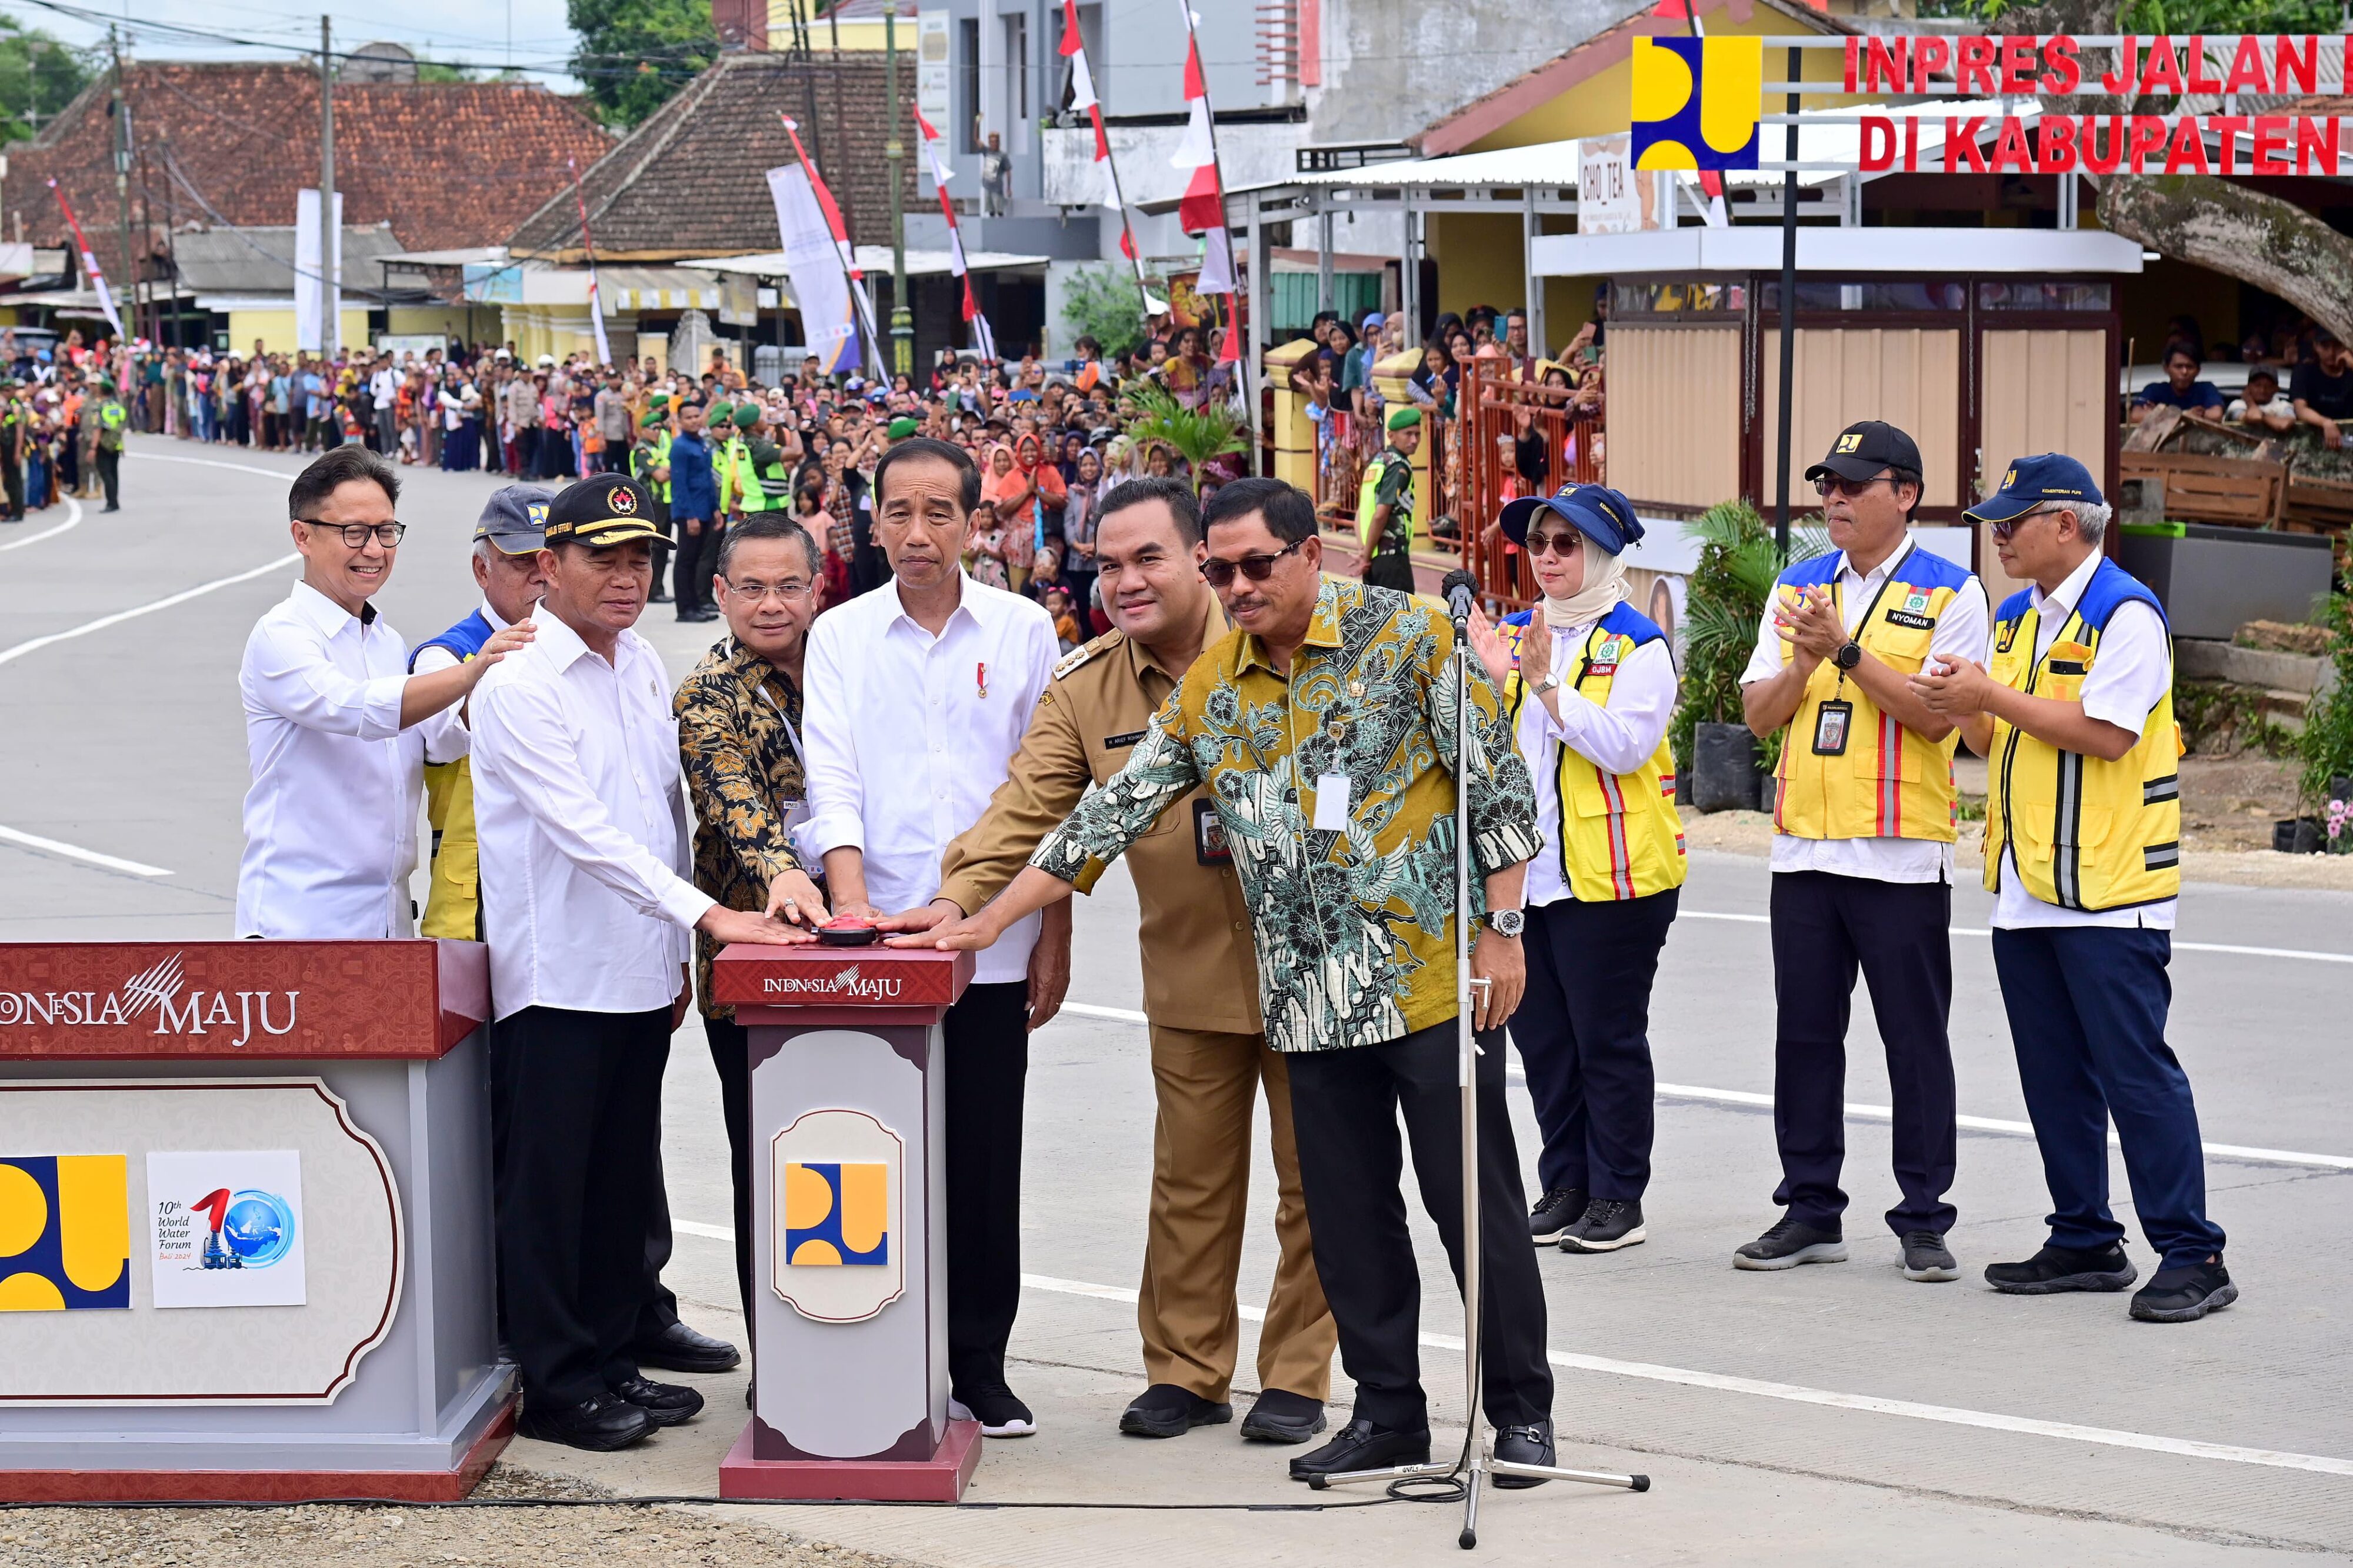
[46, 179, 124, 339]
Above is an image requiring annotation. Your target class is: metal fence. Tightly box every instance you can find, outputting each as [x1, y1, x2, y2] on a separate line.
[1458, 359, 1604, 609]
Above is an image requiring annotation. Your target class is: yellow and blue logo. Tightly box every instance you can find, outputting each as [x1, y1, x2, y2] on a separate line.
[0, 1154, 130, 1310]
[1631, 35, 1762, 172]
[783, 1161, 889, 1267]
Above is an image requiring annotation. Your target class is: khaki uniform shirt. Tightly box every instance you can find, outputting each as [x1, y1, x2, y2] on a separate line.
[938, 596, 1261, 1035]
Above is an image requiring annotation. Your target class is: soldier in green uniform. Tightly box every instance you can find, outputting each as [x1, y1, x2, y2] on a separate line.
[92, 375, 129, 513]
[732, 401, 792, 515]
[1355, 405, 1421, 593]
[0, 381, 25, 523]
[632, 392, 675, 603]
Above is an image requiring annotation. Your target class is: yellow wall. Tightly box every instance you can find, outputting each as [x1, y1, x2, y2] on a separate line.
[1427, 212, 1528, 321]
[499, 305, 601, 366]
[386, 306, 471, 339]
[227, 308, 370, 356]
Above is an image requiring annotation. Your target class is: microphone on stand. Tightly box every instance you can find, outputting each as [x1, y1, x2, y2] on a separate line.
[1441, 568, 1479, 629]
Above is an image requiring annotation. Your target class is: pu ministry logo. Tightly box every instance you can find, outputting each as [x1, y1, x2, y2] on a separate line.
[0, 952, 298, 1047]
[771, 1109, 905, 1324]
[1631, 35, 1762, 172]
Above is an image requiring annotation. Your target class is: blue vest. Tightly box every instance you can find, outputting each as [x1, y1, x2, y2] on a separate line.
[409, 609, 495, 674]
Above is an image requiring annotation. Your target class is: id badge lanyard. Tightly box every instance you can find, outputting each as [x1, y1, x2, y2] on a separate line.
[758, 684, 817, 851]
[1814, 543, 1910, 758]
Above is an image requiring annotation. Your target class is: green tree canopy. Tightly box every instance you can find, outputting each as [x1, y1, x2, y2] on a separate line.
[0, 19, 94, 145]
[567, 0, 719, 129]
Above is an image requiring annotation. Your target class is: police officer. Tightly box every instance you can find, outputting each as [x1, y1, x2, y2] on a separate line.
[734, 402, 792, 515]
[91, 376, 128, 512]
[1469, 483, 1685, 1255]
[1355, 406, 1420, 592]
[0, 381, 24, 523]
[631, 391, 675, 603]
[886, 475, 1339, 1446]
[1911, 455, 2235, 1323]
[713, 403, 751, 525]
[1735, 421, 1989, 1283]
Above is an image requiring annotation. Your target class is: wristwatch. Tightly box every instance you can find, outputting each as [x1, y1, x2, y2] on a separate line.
[1484, 907, 1527, 938]
[1832, 639, 1864, 671]
[1531, 671, 1562, 696]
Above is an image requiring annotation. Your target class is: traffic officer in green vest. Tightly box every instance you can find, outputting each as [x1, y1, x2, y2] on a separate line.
[632, 392, 675, 603]
[733, 402, 791, 514]
[0, 381, 24, 523]
[92, 375, 129, 513]
[1911, 453, 2234, 1324]
[411, 485, 554, 940]
[1469, 483, 1685, 1256]
[712, 402, 751, 525]
[1736, 419, 1988, 1285]
[1356, 406, 1421, 593]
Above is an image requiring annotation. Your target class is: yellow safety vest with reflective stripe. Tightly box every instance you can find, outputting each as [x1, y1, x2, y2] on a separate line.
[1504, 604, 1688, 902]
[1772, 543, 1972, 843]
[1355, 448, 1415, 558]
[1983, 559, 2182, 912]
[410, 611, 496, 940]
[734, 439, 772, 513]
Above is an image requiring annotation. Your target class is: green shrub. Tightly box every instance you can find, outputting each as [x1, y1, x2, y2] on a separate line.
[2297, 592, 2353, 810]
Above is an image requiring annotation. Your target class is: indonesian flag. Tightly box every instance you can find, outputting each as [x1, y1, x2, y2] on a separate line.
[1171, 38, 1222, 235]
[47, 180, 124, 339]
[1062, 0, 1135, 261]
[914, 108, 999, 362]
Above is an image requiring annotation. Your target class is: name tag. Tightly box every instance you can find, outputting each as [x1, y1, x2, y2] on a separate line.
[1312, 772, 1352, 832]
[1102, 729, 1146, 750]
[1884, 610, 1936, 630]
[1585, 662, 1618, 678]
[1193, 799, 1232, 865]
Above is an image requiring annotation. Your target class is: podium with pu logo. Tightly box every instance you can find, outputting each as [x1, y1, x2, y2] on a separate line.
[709, 943, 981, 1502]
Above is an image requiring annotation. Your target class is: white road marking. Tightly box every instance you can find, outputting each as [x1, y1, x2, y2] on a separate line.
[1679, 908, 2353, 966]
[125, 449, 307, 482]
[1050, 1002, 2353, 1171]
[667, 1219, 2352, 1480]
[0, 552, 299, 670]
[0, 494, 82, 552]
[0, 823, 171, 876]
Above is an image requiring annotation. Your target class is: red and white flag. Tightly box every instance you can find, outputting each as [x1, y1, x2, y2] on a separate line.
[1061, 0, 1139, 263]
[1168, 17, 1235, 294]
[914, 108, 998, 362]
[47, 180, 124, 339]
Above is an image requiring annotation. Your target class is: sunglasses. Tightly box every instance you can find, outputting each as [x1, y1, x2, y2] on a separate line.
[1813, 472, 1890, 499]
[1988, 506, 2062, 542]
[1199, 538, 1304, 588]
[1522, 530, 1582, 558]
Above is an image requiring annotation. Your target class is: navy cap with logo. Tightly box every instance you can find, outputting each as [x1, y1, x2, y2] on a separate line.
[473, 484, 554, 554]
[1498, 482, 1647, 555]
[1804, 420, 1924, 486]
[1964, 452, 2104, 525]
[542, 472, 665, 548]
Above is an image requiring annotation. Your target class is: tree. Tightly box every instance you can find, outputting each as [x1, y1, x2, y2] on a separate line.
[1059, 263, 1158, 361]
[567, 0, 720, 130]
[1940, 0, 2353, 343]
[0, 19, 94, 144]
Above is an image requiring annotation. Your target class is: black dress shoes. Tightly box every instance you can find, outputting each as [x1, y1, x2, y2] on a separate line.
[517, 1392, 653, 1452]
[632, 1320, 741, 1373]
[1289, 1417, 1431, 1482]
[612, 1375, 705, 1427]
[1118, 1382, 1231, 1438]
[1490, 1419, 1555, 1488]
[1240, 1387, 1328, 1443]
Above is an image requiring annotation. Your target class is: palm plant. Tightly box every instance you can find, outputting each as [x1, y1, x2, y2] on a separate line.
[1669, 499, 1829, 772]
[1117, 379, 1248, 493]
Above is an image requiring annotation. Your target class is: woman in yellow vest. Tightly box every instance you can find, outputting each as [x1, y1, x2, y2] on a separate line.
[1470, 483, 1684, 1256]
[1911, 453, 2233, 1325]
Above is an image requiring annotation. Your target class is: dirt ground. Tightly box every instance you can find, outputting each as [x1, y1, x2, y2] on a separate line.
[1681, 754, 2353, 890]
[0, 1464, 925, 1568]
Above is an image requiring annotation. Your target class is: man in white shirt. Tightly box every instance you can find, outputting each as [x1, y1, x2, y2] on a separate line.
[470, 472, 809, 1452]
[1913, 455, 2234, 1325]
[802, 436, 1066, 1439]
[236, 446, 530, 939]
[1735, 422, 1989, 1284]
[369, 354, 400, 456]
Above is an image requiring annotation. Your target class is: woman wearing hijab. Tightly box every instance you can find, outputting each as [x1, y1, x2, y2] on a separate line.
[979, 440, 1035, 590]
[1469, 483, 1686, 1259]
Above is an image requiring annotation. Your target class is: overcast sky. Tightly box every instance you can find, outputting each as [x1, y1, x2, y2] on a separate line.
[15, 0, 585, 93]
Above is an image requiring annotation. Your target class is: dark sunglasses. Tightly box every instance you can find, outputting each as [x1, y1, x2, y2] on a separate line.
[1813, 472, 1890, 500]
[1522, 530, 1582, 558]
[1199, 538, 1304, 588]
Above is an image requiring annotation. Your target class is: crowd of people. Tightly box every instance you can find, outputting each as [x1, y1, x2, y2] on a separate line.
[2128, 309, 2353, 449]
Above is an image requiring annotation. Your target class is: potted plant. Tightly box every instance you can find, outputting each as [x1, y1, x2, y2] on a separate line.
[1118, 379, 1249, 493]
[1669, 499, 1828, 812]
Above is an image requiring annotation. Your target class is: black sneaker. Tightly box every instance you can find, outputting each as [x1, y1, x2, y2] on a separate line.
[1560, 1199, 1645, 1253]
[610, 1374, 704, 1427]
[1118, 1382, 1231, 1438]
[1490, 1419, 1555, 1489]
[1288, 1417, 1431, 1483]
[2129, 1259, 2237, 1323]
[951, 1384, 1038, 1437]
[516, 1391, 653, 1452]
[1984, 1241, 2137, 1295]
[1528, 1187, 1587, 1246]
[1900, 1230, 1959, 1283]
[1239, 1387, 1327, 1443]
[1732, 1216, 1847, 1270]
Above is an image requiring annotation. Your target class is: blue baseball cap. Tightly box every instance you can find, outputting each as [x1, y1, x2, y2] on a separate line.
[1499, 482, 1646, 555]
[474, 484, 554, 553]
[1965, 453, 2104, 524]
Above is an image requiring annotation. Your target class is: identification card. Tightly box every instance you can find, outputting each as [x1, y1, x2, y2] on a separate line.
[1312, 772, 1352, 831]
[1812, 698, 1853, 756]
[1193, 798, 1232, 865]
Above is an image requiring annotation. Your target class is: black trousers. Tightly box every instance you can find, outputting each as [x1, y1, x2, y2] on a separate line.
[672, 515, 721, 612]
[704, 1013, 756, 1324]
[1768, 870, 1958, 1237]
[1, 456, 19, 518]
[492, 1004, 671, 1406]
[945, 980, 1030, 1394]
[1287, 1020, 1552, 1432]
[1362, 548, 1415, 593]
[1512, 889, 1678, 1201]
[94, 448, 119, 508]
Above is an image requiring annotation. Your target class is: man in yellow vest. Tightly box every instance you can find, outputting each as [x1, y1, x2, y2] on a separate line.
[1355, 406, 1420, 593]
[1911, 454, 2233, 1324]
[1736, 421, 1989, 1283]
[632, 393, 675, 603]
[92, 376, 129, 512]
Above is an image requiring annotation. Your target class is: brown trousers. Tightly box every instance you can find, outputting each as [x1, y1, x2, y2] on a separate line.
[1139, 1024, 1337, 1402]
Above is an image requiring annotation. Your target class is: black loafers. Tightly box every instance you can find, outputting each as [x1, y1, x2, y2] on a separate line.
[632, 1319, 742, 1374]
[1240, 1387, 1328, 1444]
[1289, 1417, 1431, 1482]
[1119, 1383, 1233, 1438]
[612, 1374, 705, 1427]
[517, 1392, 654, 1452]
[1491, 1419, 1556, 1488]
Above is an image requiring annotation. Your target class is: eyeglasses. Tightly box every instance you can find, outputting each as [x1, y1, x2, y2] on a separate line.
[1812, 473, 1889, 500]
[725, 579, 812, 603]
[300, 519, 406, 547]
[1988, 505, 2065, 542]
[1199, 538, 1304, 588]
[1522, 531, 1581, 559]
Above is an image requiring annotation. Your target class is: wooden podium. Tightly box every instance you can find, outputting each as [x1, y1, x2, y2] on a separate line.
[709, 942, 983, 1502]
[0, 939, 512, 1501]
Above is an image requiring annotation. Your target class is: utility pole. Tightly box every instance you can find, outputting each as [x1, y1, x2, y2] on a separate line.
[319, 15, 338, 359]
[884, 0, 911, 376]
[109, 28, 136, 348]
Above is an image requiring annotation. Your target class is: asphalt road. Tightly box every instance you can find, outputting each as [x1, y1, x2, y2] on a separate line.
[4, 436, 2351, 1563]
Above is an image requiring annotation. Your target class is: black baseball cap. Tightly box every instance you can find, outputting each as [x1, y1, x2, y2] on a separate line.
[543, 473, 664, 548]
[1804, 420, 1923, 486]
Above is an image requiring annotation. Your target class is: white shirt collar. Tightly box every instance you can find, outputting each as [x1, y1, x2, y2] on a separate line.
[2031, 549, 2104, 620]
[529, 600, 632, 672]
[1835, 538, 1913, 588]
[289, 578, 375, 635]
[481, 599, 512, 633]
[885, 573, 979, 637]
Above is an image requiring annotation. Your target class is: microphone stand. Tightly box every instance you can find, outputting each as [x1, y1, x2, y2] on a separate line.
[1307, 576, 1649, 1550]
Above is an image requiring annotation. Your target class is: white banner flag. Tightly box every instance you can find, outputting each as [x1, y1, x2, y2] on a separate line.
[766, 165, 861, 376]
[294, 188, 344, 354]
